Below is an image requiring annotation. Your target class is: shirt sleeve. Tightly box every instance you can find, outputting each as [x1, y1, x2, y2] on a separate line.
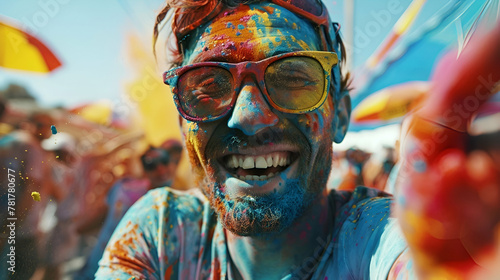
[95, 189, 164, 280]
[95, 187, 210, 280]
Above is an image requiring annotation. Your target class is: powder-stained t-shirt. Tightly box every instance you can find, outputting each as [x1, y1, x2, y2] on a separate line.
[95, 186, 407, 280]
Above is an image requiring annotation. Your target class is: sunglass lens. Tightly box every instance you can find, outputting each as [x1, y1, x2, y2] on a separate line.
[143, 161, 157, 171]
[178, 67, 234, 119]
[265, 56, 325, 111]
[143, 153, 170, 171]
[160, 154, 170, 165]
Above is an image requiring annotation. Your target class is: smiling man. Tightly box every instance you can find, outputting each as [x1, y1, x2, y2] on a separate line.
[96, 2, 404, 279]
[174, 4, 344, 238]
[95, 0, 500, 279]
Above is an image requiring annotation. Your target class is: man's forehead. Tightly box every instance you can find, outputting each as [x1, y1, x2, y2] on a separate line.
[184, 3, 320, 64]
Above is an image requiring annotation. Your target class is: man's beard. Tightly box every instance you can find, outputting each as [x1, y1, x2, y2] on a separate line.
[192, 120, 333, 236]
[210, 177, 316, 236]
[204, 142, 332, 236]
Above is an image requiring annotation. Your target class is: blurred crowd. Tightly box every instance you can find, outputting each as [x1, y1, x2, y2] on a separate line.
[0, 84, 188, 280]
[328, 145, 398, 193]
[0, 83, 401, 280]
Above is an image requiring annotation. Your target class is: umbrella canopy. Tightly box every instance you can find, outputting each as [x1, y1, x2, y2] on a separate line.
[352, 81, 429, 124]
[349, 0, 499, 131]
[69, 102, 113, 126]
[69, 101, 132, 129]
[0, 20, 62, 73]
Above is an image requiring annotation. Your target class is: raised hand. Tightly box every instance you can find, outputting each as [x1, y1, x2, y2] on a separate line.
[395, 22, 500, 279]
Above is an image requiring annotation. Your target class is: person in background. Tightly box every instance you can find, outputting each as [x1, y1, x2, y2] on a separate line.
[77, 139, 183, 279]
[0, 97, 10, 136]
[336, 147, 371, 191]
[362, 146, 396, 191]
[37, 132, 80, 280]
[0, 110, 57, 280]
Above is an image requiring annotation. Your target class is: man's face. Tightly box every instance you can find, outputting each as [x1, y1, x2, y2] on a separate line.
[180, 3, 341, 235]
[143, 149, 181, 187]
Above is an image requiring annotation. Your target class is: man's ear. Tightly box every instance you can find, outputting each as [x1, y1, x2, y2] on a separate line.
[333, 92, 351, 144]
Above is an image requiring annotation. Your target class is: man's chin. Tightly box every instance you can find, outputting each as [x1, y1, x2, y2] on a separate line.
[212, 178, 314, 236]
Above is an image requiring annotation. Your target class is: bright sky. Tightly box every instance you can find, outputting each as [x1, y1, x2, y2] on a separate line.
[0, 0, 164, 108]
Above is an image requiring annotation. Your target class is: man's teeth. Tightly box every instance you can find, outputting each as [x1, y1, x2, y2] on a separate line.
[238, 173, 275, 181]
[226, 152, 291, 169]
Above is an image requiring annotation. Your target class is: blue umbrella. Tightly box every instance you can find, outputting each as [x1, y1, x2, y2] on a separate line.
[346, 0, 498, 131]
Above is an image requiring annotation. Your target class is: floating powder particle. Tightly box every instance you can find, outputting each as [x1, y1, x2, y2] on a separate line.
[51, 125, 57, 134]
[31, 191, 41, 202]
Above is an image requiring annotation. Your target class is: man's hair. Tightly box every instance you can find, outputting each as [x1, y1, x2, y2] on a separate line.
[153, 0, 351, 96]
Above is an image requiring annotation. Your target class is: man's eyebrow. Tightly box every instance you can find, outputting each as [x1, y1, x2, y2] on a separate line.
[193, 55, 231, 63]
[267, 50, 297, 57]
[193, 50, 300, 64]
[205, 57, 231, 63]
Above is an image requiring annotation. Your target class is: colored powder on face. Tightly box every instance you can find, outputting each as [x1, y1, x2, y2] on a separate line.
[266, 40, 274, 50]
[240, 15, 251, 22]
[213, 34, 226, 41]
[185, 4, 320, 64]
[255, 5, 275, 15]
[212, 176, 315, 236]
[225, 42, 237, 51]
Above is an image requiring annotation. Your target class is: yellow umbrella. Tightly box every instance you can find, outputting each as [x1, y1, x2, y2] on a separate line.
[69, 102, 113, 126]
[353, 81, 429, 123]
[0, 19, 62, 72]
[124, 33, 181, 146]
[124, 33, 191, 190]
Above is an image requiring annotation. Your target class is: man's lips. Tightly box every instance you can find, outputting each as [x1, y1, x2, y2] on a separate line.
[219, 151, 299, 181]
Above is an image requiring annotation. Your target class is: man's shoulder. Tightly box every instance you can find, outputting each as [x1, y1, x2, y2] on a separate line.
[328, 186, 393, 222]
[141, 186, 209, 205]
[322, 187, 404, 279]
[99, 188, 217, 279]
[329, 186, 392, 206]
[127, 186, 210, 222]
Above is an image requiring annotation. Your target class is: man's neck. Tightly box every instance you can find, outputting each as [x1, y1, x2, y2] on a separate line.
[225, 189, 333, 280]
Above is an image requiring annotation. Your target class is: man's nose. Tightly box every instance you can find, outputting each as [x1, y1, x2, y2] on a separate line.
[227, 78, 279, 135]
